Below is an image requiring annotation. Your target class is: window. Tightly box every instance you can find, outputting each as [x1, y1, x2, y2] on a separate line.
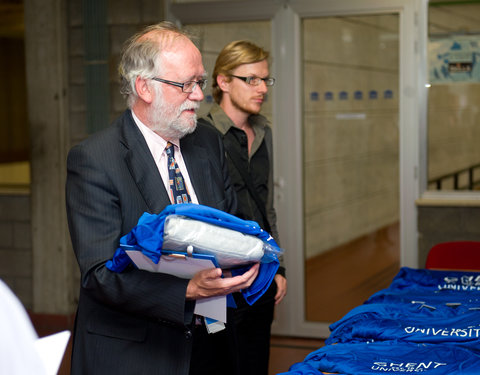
[427, 1, 480, 191]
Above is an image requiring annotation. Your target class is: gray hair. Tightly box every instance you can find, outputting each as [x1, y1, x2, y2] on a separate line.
[118, 21, 192, 108]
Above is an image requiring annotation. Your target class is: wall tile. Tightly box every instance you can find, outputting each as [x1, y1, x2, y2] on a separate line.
[0, 220, 14, 248]
[0, 249, 32, 277]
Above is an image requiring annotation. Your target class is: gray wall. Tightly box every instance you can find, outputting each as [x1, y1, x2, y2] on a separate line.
[0, 194, 32, 308]
[68, 0, 166, 145]
[418, 204, 480, 267]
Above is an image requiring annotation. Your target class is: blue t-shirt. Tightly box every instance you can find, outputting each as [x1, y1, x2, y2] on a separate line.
[366, 288, 480, 306]
[389, 267, 480, 293]
[327, 302, 480, 348]
[281, 342, 480, 375]
[277, 362, 323, 375]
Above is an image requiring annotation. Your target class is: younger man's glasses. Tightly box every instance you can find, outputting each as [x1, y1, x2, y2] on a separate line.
[231, 75, 275, 87]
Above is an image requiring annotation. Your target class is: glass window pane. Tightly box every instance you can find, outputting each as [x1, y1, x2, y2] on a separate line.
[427, 2, 480, 191]
[302, 14, 400, 323]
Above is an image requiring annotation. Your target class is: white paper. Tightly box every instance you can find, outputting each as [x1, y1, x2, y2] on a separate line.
[0, 279, 47, 374]
[125, 250, 227, 322]
[34, 330, 71, 375]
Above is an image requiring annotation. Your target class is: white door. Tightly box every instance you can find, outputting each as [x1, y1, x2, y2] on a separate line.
[169, 0, 425, 338]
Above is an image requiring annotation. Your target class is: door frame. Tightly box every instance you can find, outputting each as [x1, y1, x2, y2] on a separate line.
[168, 0, 428, 338]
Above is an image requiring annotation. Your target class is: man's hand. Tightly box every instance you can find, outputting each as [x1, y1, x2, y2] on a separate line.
[186, 263, 260, 300]
[274, 274, 287, 305]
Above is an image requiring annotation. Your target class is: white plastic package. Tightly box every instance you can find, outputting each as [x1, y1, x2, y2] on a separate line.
[162, 215, 273, 268]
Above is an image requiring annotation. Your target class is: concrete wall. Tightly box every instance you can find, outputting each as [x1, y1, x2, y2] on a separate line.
[0, 194, 32, 308]
[68, 0, 165, 146]
[417, 203, 480, 267]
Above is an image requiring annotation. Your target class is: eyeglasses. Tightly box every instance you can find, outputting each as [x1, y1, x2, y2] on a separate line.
[151, 77, 207, 93]
[231, 75, 275, 87]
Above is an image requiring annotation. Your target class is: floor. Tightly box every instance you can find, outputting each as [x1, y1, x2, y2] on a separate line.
[306, 223, 400, 322]
[269, 336, 325, 374]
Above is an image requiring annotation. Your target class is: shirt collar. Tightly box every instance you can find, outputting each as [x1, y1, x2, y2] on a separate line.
[209, 103, 267, 138]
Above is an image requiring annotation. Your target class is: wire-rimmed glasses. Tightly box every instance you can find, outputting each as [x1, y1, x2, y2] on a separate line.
[151, 77, 208, 93]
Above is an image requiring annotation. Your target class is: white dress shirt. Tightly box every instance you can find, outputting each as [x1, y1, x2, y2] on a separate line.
[131, 111, 198, 204]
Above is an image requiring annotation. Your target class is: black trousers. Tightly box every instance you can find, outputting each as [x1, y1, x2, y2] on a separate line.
[232, 281, 277, 375]
[189, 309, 240, 375]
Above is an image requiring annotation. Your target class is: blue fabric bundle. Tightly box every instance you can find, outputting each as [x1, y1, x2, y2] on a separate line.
[106, 203, 281, 305]
[279, 341, 480, 375]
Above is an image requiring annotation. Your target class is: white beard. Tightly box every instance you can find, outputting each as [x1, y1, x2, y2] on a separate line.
[148, 86, 199, 139]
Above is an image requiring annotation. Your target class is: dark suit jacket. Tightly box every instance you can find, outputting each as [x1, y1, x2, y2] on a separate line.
[66, 110, 237, 375]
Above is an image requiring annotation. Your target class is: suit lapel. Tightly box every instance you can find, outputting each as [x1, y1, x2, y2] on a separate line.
[119, 111, 171, 214]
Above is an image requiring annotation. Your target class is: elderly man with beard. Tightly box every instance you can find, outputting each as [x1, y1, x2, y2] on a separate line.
[65, 22, 259, 375]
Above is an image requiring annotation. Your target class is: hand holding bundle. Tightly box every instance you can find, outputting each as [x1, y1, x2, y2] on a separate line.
[107, 203, 283, 305]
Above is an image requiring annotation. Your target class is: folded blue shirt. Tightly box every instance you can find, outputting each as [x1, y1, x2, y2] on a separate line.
[389, 267, 480, 293]
[281, 268, 480, 374]
[366, 287, 480, 306]
[327, 302, 480, 348]
[106, 203, 281, 305]
[280, 342, 480, 375]
[277, 362, 323, 375]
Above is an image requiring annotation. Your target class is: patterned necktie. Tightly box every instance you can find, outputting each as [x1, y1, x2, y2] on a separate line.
[165, 142, 192, 204]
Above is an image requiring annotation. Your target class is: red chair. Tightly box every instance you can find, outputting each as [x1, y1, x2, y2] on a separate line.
[425, 241, 480, 271]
